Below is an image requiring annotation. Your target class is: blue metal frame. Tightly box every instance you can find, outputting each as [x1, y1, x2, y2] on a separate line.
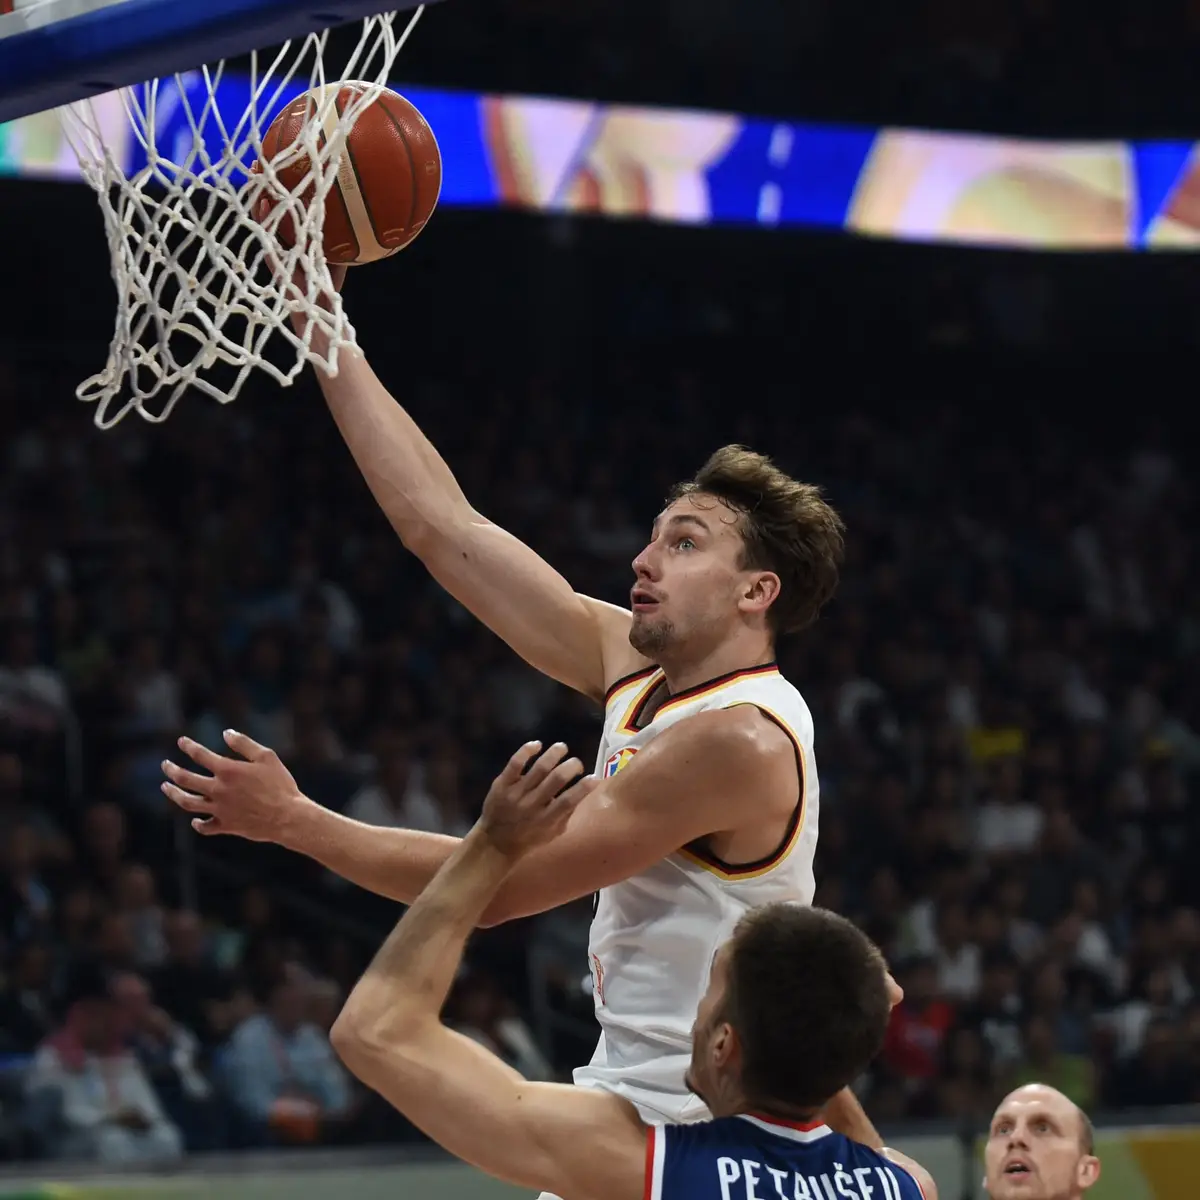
[0, 0, 440, 123]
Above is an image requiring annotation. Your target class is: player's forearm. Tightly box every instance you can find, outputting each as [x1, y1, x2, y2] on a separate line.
[318, 351, 474, 552]
[822, 1087, 884, 1151]
[333, 832, 512, 1048]
[281, 800, 461, 905]
[280, 801, 559, 925]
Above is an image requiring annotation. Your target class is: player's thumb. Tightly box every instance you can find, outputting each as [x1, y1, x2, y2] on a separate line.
[192, 817, 223, 836]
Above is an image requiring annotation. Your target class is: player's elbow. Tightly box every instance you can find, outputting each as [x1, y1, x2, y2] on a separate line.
[329, 1008, 374, 1070]
[330, 1004, 417, 1077]
[394, 504, 483, 563]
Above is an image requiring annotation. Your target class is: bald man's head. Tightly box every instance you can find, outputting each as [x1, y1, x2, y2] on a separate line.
[985, 1085, 1100, 1200]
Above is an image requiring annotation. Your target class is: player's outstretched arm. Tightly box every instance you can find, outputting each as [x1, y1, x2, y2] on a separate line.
[307, 282, 640, 702]
[329, 742, 648, 1200]
[162, 705, 794, 921]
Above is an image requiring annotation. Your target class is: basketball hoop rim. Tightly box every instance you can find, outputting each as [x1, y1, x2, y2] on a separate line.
[0, 0, 441, 122]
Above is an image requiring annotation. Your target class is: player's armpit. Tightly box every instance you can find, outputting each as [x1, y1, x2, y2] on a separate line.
[883, 1148, 938, 1200]
[333, 1019, 647, 1200]
[481, 704, 795, 925]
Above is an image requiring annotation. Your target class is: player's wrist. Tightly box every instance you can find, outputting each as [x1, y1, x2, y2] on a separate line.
[464, 822, 527, 868]
[274, 791, 325, 852]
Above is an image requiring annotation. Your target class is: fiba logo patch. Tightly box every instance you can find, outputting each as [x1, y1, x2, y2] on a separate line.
[603, 747, 638, 777]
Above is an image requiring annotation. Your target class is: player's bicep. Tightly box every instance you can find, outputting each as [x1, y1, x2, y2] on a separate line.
[420, 515, 639, 701]
[342, 1023, 646, 1200]
[488, 708, 784, 923]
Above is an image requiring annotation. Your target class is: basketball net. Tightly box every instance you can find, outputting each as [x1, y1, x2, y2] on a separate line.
[59, 7, 424, 427]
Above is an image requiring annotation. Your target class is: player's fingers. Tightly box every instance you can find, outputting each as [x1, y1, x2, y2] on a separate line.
[177, 736, 228, 774]
[192, 816, 225, 836]
[497, 741, 543, 787]
[552, 772, 599, 812]
[223, 728, 272, 763]
[161, 761, 217, 796]
[541, 775, 597, 836]
[532, 756, 585, 805]
[519, 742, 570, 792]
[161, 781, 213, 815]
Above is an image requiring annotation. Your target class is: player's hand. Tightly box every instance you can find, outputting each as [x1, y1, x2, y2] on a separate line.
[161, 732, 311, 843]
[476, 741, 597, 860]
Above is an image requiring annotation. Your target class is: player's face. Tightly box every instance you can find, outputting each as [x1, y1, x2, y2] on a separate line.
[629, 494, 775, 660]
[985, 1087, 1099, 1200]
[685, 944, 733, 1108]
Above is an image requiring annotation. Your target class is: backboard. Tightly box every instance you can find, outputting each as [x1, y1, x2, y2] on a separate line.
[0, 0, 439, 122]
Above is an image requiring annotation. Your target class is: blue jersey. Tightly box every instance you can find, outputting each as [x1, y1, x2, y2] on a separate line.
[647, 1114, 927, 1200]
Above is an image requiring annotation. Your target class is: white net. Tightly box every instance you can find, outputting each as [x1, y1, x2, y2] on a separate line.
[58, 6, 425, 428]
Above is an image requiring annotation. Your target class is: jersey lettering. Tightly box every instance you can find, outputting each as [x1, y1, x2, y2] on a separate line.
[656, 1120, 925, 1200]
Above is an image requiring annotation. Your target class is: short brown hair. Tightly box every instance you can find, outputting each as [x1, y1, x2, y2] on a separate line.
[725, 905, 890, 1110]
[668, 445, 844, 635]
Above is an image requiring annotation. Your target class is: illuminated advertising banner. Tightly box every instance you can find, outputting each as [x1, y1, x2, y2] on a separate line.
[3, 77, 1199, 249]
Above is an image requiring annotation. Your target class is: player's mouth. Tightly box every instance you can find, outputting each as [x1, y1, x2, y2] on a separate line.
[630, 587, 660, 613]
[1002, 1159, 1033, 1180]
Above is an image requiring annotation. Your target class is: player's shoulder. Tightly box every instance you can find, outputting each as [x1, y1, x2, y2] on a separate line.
[672, 703, 795, 771]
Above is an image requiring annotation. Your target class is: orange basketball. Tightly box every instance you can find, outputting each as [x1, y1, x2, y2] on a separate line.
[257, 84, 442, 266]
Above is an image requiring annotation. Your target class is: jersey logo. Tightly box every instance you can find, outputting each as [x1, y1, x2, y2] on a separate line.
[603, 747, 638, 777]
[590, 953, 606, 1005]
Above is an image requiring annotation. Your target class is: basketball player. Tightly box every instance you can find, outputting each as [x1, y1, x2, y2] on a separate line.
[984, 1085, 1100, 1200]
[328, 738, 937, 1200]
[161, 271, 856, 1143]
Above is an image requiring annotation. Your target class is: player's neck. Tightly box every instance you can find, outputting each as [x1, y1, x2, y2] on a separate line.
[743, 1100, 823, 1128]
[659, 636, 775, 695]
[708, 1083, 819, 1129]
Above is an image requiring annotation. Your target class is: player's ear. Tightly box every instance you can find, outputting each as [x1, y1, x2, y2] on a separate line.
[711, 1020, 739, 1070]
[1077, 1155, 1101, 1190]
[739, 571, 781, 618]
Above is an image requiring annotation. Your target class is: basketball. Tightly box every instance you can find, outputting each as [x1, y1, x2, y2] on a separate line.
[257, 83, 442, 266]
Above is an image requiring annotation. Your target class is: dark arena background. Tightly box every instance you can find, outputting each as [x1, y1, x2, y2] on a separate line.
[0, 1, 1198, 1196]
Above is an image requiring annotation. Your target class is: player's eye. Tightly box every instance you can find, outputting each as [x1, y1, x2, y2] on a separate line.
[675, 537, 696, 551]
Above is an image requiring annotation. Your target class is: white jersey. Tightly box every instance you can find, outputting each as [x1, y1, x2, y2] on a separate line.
[574, 662, 819, 1123]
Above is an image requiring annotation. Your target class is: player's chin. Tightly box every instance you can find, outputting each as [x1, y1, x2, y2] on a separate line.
[628, 613, 673, 656]
[987, 1177, 1034, 1199]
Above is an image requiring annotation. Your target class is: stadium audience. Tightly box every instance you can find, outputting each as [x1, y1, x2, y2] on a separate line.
[0, 352, 1195, 1164]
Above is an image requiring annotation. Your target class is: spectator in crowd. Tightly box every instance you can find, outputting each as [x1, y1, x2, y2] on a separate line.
[0, 940, 55, 1053]
[110, 971, 225, 1152]
[151, 910, 235, 1050]
[24, 965, 183, 1165]
[221, 976, 353, 1146]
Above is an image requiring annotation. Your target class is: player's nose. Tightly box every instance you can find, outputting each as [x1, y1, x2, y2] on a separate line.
[632, 544, 658, 579]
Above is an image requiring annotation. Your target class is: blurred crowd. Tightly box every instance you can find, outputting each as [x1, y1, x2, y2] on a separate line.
[0, 330, 1195, 1165]
[399, 0, 1200, 136]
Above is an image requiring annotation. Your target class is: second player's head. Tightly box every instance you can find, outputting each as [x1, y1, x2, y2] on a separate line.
[685, 904, 890, 1118]
[629, 446, 844, 664]
[985, 1084, 1100, 1200]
